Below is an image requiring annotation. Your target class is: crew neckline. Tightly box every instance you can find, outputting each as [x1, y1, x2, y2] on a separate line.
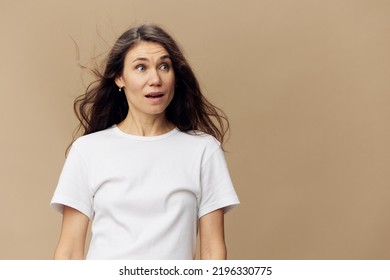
[112, 125, 179, 141]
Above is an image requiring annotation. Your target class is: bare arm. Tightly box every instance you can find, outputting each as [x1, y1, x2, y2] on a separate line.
[54, 206, 89, 260]
[199, 208, 227, 260]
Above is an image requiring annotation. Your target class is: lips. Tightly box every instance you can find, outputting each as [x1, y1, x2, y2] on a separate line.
[145, 92, 165, 99]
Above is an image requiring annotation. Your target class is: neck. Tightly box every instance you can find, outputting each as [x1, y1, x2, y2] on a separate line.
[117, 112, 174, 136]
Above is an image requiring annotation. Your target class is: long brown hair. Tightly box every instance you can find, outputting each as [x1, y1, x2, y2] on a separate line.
[72, 24, 229, 150]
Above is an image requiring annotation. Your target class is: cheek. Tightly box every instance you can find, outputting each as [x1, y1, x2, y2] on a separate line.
[124, 76, 145, 93]
[166, 75, 175, 90]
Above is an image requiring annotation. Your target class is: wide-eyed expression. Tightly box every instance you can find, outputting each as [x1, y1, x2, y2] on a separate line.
[115, 41, 175, 118]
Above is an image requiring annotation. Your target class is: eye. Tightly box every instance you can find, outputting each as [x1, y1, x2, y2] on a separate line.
[159, 62, 170, 71]
[135, 64, 146, 71]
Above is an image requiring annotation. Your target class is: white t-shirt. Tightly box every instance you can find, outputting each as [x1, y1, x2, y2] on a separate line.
[51, 125, 239, 259]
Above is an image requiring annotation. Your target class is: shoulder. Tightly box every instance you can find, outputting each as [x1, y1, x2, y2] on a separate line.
[71, 126, 117, 152]
[176, 130, 221, 148]
[174, 130, 222, 162]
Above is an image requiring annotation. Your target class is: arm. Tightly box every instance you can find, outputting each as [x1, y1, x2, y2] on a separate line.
[54, 206, 89, 260]
[199, 208, 227, 260]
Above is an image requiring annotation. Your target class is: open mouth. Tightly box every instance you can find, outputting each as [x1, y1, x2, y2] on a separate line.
[145, 93, 164, 99]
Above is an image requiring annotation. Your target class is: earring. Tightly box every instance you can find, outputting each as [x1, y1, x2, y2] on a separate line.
[119, 87, 122, 92]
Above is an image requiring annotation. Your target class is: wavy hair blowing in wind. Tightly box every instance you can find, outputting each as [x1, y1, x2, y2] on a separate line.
[73, 24, 229, 149]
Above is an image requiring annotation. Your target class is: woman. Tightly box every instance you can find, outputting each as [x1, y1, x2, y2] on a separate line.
[51, 23, 239, 260]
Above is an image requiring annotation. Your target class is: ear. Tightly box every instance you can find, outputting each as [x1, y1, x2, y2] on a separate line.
[115, 76, 124, 88]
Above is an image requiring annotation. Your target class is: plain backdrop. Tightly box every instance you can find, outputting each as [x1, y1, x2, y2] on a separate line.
[1, 0, 390, 259]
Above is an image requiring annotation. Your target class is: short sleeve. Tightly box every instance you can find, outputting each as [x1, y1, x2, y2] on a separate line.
[198, 146, 240, 218]
[50, 144, 94, 220]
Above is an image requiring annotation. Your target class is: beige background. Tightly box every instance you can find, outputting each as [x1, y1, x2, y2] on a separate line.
[1, 0, 389, 259]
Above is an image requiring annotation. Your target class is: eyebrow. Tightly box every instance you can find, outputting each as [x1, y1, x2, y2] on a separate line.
[132, 54, 171, 63]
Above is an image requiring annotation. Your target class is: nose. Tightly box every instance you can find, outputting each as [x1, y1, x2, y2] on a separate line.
[148, 69, 162, 87]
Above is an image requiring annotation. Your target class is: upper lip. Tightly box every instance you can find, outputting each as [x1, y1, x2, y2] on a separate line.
[145, 92, 165, 97]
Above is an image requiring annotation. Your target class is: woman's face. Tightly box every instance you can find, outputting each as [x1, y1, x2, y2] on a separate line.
[115, 41, 175, 119]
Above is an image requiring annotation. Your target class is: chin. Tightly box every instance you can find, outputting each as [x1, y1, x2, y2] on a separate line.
[145, 108, 168, 116]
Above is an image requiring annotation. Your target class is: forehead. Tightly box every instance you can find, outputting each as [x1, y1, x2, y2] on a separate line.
[125, 41, 169, 61]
